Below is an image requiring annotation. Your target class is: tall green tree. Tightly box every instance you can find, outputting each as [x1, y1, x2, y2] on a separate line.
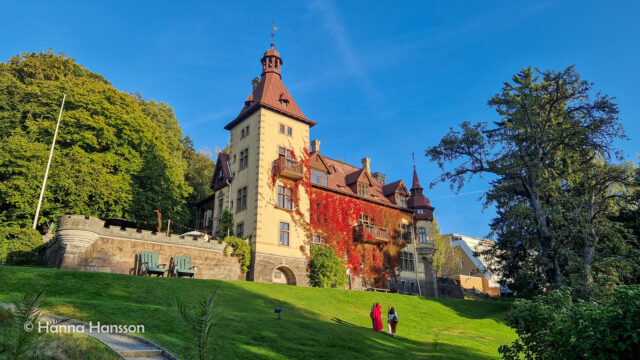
[427, 66, 629, 294]
[431, 218, 461, 278]
[182, 136, 215, 225]
[0, 50, 214, 240]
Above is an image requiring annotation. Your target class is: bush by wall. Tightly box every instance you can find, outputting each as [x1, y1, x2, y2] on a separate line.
[499, 285, 640, 360]
[308, 245, 348, 288]
[0, 227, 41, 263]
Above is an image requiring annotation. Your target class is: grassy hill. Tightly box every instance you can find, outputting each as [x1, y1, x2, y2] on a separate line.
[0, 266, 515, 359]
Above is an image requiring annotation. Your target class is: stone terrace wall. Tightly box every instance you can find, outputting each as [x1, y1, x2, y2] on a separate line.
[45, 215, 245, 281]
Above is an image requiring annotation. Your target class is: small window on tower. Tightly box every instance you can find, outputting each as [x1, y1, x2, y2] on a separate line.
[287, 127, 292, 136]
[279, 124, 285, 134]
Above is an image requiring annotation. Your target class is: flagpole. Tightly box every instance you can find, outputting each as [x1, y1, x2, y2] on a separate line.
[33, 94, 66, 230]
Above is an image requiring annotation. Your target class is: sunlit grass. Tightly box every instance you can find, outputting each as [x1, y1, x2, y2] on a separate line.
[0, 266, 516, 359]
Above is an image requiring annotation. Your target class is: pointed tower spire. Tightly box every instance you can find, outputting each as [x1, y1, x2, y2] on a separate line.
[408, 159, 433, 220]
[411, 167, 423, 193]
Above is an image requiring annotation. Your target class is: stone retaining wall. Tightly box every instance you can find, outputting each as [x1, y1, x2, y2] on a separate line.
[45, 215, 245, 281]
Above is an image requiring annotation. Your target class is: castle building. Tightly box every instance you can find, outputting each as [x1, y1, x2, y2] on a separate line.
[196, 46, 438, 294]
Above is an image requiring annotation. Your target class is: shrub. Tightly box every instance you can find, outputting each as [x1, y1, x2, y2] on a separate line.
[308, 245, 348, 288]
[215, 210, 234, 241]
[6, 244, 47, 266]
[499, 285, 640, 360]
[222, 236, 252, 273]
[0, 227, 42, 263]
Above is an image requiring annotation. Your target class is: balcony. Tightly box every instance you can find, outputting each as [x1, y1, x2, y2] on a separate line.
[355, 224, 390, 243]
[273, 156, 304, 180]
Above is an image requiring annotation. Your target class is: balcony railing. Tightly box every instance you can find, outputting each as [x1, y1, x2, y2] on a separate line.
[273, 157, 304, 180]
[355, 224, 390, 243]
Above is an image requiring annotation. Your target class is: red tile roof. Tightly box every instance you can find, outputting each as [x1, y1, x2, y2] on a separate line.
[312, 154, 411, 212]
[225, 49, 316, 130]
[382, 180, 408, 197]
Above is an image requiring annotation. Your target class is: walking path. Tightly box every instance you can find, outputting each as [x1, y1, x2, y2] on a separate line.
[1, 303, 178, 360]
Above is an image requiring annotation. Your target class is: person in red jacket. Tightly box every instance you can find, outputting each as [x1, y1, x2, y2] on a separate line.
[370, 303, 383, 331]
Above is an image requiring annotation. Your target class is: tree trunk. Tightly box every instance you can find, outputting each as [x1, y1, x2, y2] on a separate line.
[526, 179, 562, 287]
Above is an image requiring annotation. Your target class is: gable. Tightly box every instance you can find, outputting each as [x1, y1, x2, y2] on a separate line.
[309, 152, 331, 173]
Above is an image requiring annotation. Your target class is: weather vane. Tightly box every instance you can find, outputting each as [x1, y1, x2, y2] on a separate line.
[271, 21, 278, 48]
[412, 152, 416, 169]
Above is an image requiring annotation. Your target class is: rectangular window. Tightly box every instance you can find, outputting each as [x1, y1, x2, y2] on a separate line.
[279, 222, 290, 246]
[239, 149, 249, 170]
[401, 251, 415, 271]
[240, 125, 249, 139]
[419, 227, 427, 243]
[277, 185, 293, 210]
[311, 235, 326, 245]
[278, 146, 294, 159]
[399, 223, 412, 242]
[236, 222, 244, 238]
[311, 169, 328, 186]
[236, 186, 247, 212]
[396, 195, 407, 207]
[417, 208, 424, 214]
[218, 196, 224, 215]
[287, 127, 292, 136]
[357, 183, 369, 197]
[359, 214, 373, 225]
[279, 124, 285, 134]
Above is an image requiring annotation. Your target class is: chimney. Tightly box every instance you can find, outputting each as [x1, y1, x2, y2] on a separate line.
[372, 172, 386, 185]
[311, 139, 321, 153]
[361, 157, 371, 173]
[251, 77, 260, 91]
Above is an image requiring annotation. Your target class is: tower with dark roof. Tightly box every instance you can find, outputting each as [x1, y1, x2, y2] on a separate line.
[212, 45, 313, 286]
[408, 167, 434, 221]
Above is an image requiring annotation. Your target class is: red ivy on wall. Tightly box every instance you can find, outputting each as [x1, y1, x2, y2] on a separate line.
[267, 147, 410, 287]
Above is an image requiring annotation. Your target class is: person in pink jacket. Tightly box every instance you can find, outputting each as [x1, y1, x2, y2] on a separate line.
[370, 302, 383, 331]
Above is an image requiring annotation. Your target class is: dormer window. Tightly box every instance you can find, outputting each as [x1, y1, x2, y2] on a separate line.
[417, 209, 424, 214]
[396, 195, 407, 207]
[280, 99, 289, 107]
[311, 169, 328, 186]
[357, 183, 369, 197]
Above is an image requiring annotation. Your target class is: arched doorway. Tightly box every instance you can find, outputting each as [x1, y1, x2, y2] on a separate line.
[272, 266, 296, 285]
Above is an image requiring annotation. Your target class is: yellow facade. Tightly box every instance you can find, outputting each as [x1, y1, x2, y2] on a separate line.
[254, 108, 310, 258]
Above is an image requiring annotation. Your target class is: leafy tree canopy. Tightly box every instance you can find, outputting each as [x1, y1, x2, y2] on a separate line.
[0, 50, 215, 236]
[427, 66, 637, 297]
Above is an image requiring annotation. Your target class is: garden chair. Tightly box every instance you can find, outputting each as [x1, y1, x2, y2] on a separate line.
[140, 251, 167, 277]
[173, 255, 197, 278]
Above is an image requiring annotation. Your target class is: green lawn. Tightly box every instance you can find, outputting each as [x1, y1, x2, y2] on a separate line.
[0, 266, 515, 359]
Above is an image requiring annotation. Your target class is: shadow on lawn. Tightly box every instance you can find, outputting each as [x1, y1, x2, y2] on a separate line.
[422, 296, 512, 325]
[214, 282, 501, 360]
[0, 267, 504, 360]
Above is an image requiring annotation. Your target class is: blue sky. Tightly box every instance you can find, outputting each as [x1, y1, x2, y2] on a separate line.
[2, 0, 639, 238]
